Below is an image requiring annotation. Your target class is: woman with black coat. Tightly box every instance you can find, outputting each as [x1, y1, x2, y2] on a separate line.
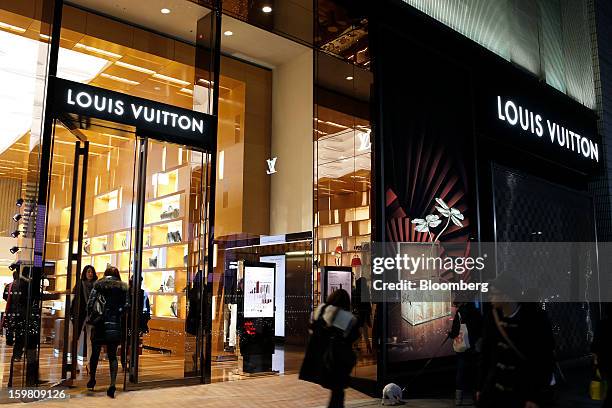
[70, 265, 97, 370]
[300, 289, 360, 408]
[86, 266, 129, 398]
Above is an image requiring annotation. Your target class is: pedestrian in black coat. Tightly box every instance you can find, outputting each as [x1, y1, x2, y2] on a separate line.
[300, 289, 360, 408]
[477, 276, 554, 408]
[449, 301, 483, 406]
[86, 266, 129, 398]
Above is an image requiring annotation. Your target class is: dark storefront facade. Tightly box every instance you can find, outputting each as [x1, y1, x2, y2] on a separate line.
[0, 0, 610, 397]
[370, 0, 608, 391]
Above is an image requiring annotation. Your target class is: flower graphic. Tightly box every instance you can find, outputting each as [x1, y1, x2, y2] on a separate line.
[411, 214, 442, 233]
[412, 198, 465, 243]
[435, 198, 464, 227]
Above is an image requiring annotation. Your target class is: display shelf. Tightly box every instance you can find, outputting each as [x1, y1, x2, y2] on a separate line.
[145, 217, 185, 228]
[152, 169, 179, 197]
[93, 188, 122, 215]
[146, 190, 184, 203]
[114, 231, 130, 251]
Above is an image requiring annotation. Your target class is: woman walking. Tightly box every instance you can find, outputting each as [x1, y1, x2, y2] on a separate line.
[300, 289, 360, 408]
[86, 266, 129, 398]
[70, 265, 97, 372]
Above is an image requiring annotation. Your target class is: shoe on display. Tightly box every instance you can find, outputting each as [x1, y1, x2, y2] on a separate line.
[167, 232, 173, 243]
[170, 301, 178, 317]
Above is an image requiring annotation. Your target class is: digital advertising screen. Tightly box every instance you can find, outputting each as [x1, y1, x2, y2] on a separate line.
[324, 267, 352, 302]
[243, 265, 275, 318]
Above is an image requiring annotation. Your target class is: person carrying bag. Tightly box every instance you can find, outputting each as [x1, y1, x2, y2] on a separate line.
[300, 289, 360, 408]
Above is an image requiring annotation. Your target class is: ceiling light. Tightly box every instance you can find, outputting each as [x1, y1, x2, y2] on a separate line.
[100, 73, 140, 85]
[115, 60, 156, 75]
[0, 32, 104, 156]
[224, 30, 233, 36]
[74, 43, 122, 59]
[262, 6, 272, 13]
[346, 76, 354, 80]
[0, 22, 26, 33]
[161, 8, 171, 14]
[152, 73, 190, 86]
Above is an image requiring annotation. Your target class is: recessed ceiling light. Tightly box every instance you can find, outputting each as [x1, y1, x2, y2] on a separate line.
[262, 6, 272, 13]
[346, 76, 354, 80]
[161, 8, 171, 14]
[224, 30, 233, 36]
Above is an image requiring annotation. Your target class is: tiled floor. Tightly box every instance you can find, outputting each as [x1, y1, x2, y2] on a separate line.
[16, 374, 380, 407]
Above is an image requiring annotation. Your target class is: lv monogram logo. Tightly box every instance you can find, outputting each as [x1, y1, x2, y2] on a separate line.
[358, 132, 371, 151]
[266, 157, 278, 174]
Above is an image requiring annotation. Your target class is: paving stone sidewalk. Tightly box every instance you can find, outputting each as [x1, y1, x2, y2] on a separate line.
[7, 374, 456, 407]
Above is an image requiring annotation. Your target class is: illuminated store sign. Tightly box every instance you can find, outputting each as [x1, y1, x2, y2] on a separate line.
[497, 96, 599, 163]
[266, 157, 277, 175]
[52, 77, 214, 149]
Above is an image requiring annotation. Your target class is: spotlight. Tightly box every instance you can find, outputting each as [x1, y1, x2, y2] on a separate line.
[262, 5, 272, 13]
[10, 246, 20, 254]
[16, 198, 24, 207]
[8, 262, 19, 272]
[11, 230, 20, 238]
[12, 213, 21, 222]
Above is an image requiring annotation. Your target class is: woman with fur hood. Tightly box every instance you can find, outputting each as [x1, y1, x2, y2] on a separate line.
[300, 289, 360, 408]
[86, 266, 129, 398]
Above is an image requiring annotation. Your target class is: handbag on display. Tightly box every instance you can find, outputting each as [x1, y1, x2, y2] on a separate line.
[452, 312, 470, 353]
[149, 257, 157, 268]
[165, 275, 175, 291]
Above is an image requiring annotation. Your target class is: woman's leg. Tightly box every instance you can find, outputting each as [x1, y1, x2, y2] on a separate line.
[106, 343, 119, 387]
[89, 342, 102, 380]
[328, 387, 344, 408]
[85, 325, 93, 366]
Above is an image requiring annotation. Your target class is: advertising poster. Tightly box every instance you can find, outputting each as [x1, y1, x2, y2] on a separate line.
[243, 265, 275, 318]
[326, 269, 352, 300]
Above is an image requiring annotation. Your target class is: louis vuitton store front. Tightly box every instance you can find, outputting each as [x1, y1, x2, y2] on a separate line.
[0, 0, 343, 391]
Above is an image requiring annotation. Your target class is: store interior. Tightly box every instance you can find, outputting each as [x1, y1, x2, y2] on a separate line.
[0, 0, 376, 390]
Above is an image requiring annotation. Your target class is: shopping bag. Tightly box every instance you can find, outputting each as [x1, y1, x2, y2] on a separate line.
[452, 323, 470, 353]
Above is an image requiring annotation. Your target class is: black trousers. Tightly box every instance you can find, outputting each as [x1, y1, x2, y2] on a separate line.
[90, 342, 119, 386]
[328, 387, 345, 408]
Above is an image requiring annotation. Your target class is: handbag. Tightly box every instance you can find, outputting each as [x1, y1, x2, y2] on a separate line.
[87, 290, 106, 325]
[452, 312, 470, 353]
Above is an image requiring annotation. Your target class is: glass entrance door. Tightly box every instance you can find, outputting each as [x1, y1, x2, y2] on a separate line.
[42, 118, 140, 388]
[40, 118, 210, 390]
[128, 138, 209, 385]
